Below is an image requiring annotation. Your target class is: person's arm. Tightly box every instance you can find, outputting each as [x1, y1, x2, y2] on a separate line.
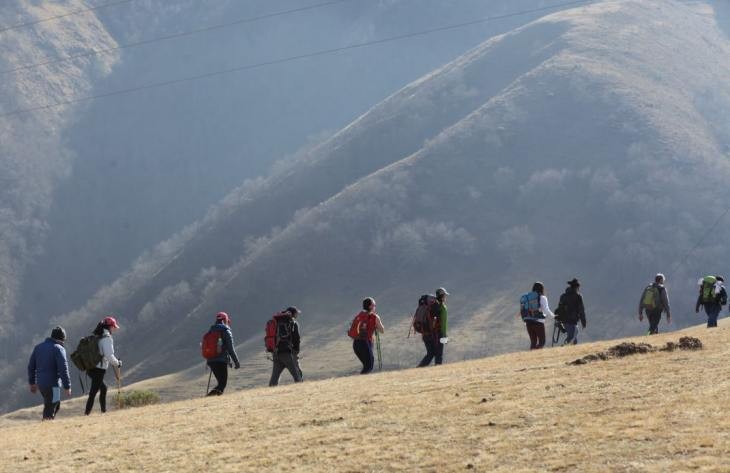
[662, 288, 671, 320]
[292, 321, 301, 354]
[100, 337, 121, 367]
[540, 296, 555, 319]
[374, 314, 385, 333]
[695, 292, 702, 313]
[27, 348, 37, 388]
[56, 346, 71, 391]
[224, 329, 240, 368]
[439, 304, 448, 336]
[578, 294, 586, 328]
[638, 290, 645, 318]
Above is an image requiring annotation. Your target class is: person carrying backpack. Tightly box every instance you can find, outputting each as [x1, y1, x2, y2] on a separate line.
[519, 282, 555, 350]
[348, 297, 385, 374]
[27, 326, 71, 420]
[85, 316, 122, 415]
[695, 275, 726, 328]
[204, 312, 240, 396]
[638, 273, 671, 335]
[556, 278, 586, 345]
[268, 306, 303, 386]
[418, 287, 449, 367]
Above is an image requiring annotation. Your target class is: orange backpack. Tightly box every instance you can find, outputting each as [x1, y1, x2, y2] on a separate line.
[201, 330, 223, 360]
[348, 312, 375, 340]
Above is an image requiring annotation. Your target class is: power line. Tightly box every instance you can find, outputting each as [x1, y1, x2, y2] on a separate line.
[1, 0, 356, 76]
[0, 0, 594, 119]
[0, 0, 134, 35]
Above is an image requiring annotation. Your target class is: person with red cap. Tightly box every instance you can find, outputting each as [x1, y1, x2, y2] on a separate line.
[205, 312, 240, 396]
[85, 316, 121, 415]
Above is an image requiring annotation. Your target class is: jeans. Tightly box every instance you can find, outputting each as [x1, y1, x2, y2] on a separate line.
[418, 334, 444, 366]
[353, 339, 374, 374]
[85, 368, 107, 414]
[525, 322, 546, 349]
[704, 304, 721, 328]
[564, 323, 578, 345]
[646, 309, 663, 334]
[207, 361, 228, 395]
[39, 386, 60, 420]
[269, 352, 303, 386]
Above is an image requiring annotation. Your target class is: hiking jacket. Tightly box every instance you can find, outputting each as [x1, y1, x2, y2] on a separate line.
[638, 283, 671, 316]
[207, 323, 240, 365]
[695, 281, 727, 311]
[96, 329, 121, 370]
[274, 316, 301, 354]
[557, 287, 586, 326]
[27, 338, 71, 389]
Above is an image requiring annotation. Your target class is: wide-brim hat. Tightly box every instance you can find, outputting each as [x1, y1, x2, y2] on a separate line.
[567, 278, 580, 287]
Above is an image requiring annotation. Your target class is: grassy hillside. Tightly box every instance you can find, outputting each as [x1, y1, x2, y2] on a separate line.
[3, 321, 729, 472]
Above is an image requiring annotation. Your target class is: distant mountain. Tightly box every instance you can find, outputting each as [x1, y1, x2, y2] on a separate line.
[3, 0, 730, 413]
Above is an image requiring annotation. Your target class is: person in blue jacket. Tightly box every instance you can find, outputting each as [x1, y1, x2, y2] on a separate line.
[206, 312, 240, 396]
[27, 326, 72, 420]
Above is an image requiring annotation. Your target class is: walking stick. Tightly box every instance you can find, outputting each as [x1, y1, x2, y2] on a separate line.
[114, 365, 122, 409]
[205, 367, 212, 396]
[375, 331, 382, 370]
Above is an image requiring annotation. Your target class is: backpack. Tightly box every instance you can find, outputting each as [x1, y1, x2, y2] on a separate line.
[700, 275, 718, 304]
[519, 291, 542, 320]
[412, 295, 439, 334]
[70, 335, 102, 371]
[641, 284, 660, 310]
[201, 330, 224, 360]
[348, 312, 375, 340]
[265, 313, 294, 353]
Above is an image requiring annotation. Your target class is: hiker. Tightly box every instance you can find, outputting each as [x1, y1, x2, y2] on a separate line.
[638, 273, 671, 335]
[556, 278, 586, 345]
[348, 297, 385, 374]
[418, 287, 449, 367]
[695, 275, 727, 328]
[268, 306, 303, 386]
[27, 326, 71, 420]
[204, 312, 240, 396]
[519, 282, 555, 349]
[84, 316, 122, 415]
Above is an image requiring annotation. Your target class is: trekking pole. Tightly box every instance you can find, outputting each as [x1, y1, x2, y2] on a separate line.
[114, 365, 122, 409]
[375, 331, 382, 371]
[205, 367, 212, 396]
[407, 313, 416, 339]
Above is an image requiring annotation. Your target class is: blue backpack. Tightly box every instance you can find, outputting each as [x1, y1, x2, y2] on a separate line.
[519, 291, 542, 320]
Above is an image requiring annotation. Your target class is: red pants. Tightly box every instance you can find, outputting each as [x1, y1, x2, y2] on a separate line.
[525, 322, 545, 349]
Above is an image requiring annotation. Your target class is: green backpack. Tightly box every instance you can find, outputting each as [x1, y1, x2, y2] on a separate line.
[700, 276, 717, 304]
[641, 285, 660, 309]
[70, 335, 102, 371]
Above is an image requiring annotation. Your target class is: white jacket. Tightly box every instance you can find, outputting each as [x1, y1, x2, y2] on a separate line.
[96, 329, 120, 370]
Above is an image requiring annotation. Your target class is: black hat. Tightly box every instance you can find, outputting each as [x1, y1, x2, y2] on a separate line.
[285, 306, 301, 316]
[567, 278, 580, 287]
[51, 326, 66, 341]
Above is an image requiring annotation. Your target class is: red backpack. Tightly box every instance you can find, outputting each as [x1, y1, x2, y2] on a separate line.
[265, 313, 293, 353]
[348, 312, 376, 340]
[201, 330, 224, 360]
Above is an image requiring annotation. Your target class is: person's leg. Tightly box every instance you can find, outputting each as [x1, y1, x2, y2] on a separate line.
[526, 323, 539, 349]
[282, 352, 303, 382]
[706, 305, 720, 327]
[85, 368, 105, 415]
[366, 341, 375, 373]
[39, 387, 55, 420]
[648, 311, 661, 334]
[535, 323, 546, 349]
[418, 336, 435, 366]
[434, 334, 444, 365]
[564, 324, 577, 345]
[208, 363, 227, 394]
[269, 357, 285, 386]
[353, 340, 369, 373]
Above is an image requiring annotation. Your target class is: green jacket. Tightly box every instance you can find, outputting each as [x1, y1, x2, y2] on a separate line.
[438, 303, 448, 336]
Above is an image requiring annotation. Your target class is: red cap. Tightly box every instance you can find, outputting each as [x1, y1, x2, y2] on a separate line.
[102, 316, 120, 329]
[215, 312, 230, 324]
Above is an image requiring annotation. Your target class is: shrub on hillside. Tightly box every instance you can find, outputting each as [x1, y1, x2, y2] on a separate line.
[114, 390, 160, 409]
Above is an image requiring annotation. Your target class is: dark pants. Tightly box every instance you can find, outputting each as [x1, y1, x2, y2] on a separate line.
[269, 352, 303, 386]
[704, 304, 721, 328]
[564, 323, 578, 345]
[526, 322, 546, 349]
[647, 309, 663, 334]
[418, 334, 444, 367]
[353, 339, 374, 374]
[207, 362, 228, 395]
[39, 386, 60, 420]
[85, 368, 107, 414]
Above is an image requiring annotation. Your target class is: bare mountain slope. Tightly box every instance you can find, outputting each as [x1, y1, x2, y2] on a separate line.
[3, 0, 730, 412]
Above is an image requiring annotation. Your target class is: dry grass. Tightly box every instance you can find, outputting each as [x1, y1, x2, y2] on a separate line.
[2, 321, 729, 472]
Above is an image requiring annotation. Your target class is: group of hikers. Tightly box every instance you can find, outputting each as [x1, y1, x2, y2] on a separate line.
[26, 275, 726, 419]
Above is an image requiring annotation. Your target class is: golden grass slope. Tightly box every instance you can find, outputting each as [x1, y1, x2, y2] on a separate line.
[2, 320, 729, 472]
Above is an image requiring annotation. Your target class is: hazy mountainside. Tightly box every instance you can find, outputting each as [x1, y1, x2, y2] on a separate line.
[0, 1, 119, 355]
[3, 0, 730, 413]
[19, 0, 548, 333]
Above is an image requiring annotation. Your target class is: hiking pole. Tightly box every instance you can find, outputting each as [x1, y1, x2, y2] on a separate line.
[205, 367, 212, 396]
[375, 331, 382, 371]
[114, 365, 122, 409]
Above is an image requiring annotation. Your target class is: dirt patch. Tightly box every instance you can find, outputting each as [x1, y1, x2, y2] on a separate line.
[570, 337, 702, 365]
